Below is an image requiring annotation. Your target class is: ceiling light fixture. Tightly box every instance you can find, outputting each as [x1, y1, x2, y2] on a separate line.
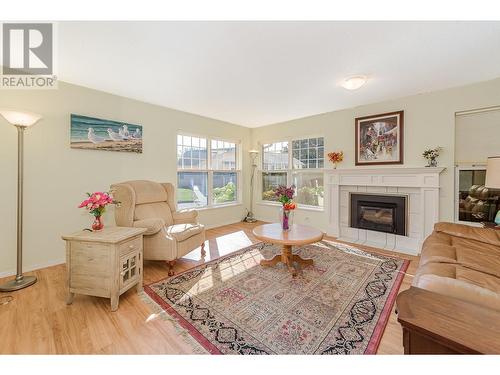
[341, 75, 368, 90]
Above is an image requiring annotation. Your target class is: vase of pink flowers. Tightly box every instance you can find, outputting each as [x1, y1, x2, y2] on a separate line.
[274, 185, 297, 231]
[78, 191, 119, 231]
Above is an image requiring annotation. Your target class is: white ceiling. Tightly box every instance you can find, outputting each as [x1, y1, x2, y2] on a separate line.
[58, 21, 500, 127]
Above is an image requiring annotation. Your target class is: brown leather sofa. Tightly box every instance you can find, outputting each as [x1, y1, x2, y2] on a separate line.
[459, 185, 499, 223]
[397, 222, 500, 353]
[413, 222, 500, 310]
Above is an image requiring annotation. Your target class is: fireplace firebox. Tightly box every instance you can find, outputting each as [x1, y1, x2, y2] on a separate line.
[350, 193, 407, 236]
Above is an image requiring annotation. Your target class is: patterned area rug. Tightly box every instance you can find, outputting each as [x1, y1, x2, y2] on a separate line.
[145, 241, 409, 354]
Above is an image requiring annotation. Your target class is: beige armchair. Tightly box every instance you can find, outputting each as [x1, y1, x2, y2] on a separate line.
[111, 180, 206, 275]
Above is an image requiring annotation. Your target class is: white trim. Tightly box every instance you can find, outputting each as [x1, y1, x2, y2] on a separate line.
[455, 105, 500, 117]
[0, 258, 66, 278]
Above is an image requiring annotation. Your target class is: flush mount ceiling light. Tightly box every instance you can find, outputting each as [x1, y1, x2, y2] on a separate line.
[341, 75, 368, 90]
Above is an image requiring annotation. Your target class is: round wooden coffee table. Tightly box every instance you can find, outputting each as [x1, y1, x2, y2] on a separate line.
[252, 223, 324, 276]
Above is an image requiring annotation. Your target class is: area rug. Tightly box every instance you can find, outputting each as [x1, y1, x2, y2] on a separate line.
[145, 241, 409, 354]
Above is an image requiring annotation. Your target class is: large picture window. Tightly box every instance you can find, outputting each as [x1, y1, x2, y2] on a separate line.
[261, 137, 324, 208]
[177, 134, 240, 209]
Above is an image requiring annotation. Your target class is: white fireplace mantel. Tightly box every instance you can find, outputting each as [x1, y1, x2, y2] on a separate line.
[326, 167, 446, 255]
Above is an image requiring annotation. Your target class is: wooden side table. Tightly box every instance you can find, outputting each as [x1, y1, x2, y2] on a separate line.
[62, 226, 147, 311]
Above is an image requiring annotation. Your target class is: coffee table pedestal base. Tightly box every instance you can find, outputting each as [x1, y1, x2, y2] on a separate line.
[260, 244, 313, 276]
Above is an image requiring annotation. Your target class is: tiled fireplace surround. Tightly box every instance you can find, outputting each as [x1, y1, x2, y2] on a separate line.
[326, 167, 445, 255]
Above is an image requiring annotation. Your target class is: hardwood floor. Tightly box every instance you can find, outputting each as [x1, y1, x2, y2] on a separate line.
[0, 221, 418, 354]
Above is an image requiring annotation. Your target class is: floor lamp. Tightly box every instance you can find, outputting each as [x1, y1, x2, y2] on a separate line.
[243, 149, 259, 223]
[0, 109, 42, 292]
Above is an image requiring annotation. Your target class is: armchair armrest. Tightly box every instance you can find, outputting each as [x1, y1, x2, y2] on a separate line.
[133, 218, 165, 235]
[173, 209, 199, 225]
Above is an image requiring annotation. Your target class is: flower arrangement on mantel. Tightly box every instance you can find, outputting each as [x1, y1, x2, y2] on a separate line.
[327, 151, 344, 169]
[422, 147, 442, 167]
[78, 191, 119, 231]
[274, 185, 297, 231]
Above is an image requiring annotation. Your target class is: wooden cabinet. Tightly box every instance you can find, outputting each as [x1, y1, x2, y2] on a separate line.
[397, 287, 500, 354]
[62, 227, 147, 311]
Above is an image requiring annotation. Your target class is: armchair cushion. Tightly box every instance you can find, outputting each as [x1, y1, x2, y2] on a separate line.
[172, 210, 199, 224]
[133, 218, 165, 235]
[126, 180, 168, 204]
[166, 223, 205, 242]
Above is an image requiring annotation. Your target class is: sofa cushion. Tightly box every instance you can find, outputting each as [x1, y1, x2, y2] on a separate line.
[166, 223, 205, 242]
[434, 222, 500, 247]
[420, 226, 500, 278]
[413, 262, 500, 311]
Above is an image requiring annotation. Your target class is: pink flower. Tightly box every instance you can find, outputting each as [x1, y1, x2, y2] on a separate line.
[78, 199, 90, 208]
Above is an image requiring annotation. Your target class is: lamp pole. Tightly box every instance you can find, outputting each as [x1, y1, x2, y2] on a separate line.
[243, 150, 259, 223]
[0, 110, 41, 292]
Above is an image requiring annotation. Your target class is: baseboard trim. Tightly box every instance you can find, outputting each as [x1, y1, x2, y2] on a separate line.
[0, 258, 66, 278]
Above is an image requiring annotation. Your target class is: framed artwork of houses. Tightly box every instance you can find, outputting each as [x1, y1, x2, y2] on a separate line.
[355, 110, 404, 165]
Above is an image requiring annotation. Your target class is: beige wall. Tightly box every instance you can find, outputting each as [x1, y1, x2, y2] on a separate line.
[251, 78, 500, 232]
[0, 82, 252, 275]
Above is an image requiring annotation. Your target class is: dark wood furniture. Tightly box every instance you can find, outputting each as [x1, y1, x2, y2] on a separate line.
[396, 287, 500, 354]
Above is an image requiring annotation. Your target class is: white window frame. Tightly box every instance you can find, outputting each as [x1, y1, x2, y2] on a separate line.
[177, 132, 242, 210]
[258, 136, 325, 211]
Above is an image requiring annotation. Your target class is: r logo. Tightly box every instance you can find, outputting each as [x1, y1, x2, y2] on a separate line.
[2, 23, 53, 75]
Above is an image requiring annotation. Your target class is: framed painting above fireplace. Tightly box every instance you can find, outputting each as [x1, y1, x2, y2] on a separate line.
[355, 110, 404, 165]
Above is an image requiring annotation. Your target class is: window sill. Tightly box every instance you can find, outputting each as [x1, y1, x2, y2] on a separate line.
[186, 202, 243, 212]
[256, 201, 324, 212]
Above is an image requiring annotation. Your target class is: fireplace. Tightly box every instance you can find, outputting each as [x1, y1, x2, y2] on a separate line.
[350, 193, 407, 236]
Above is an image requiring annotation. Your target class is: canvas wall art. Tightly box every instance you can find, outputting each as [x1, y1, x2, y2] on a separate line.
[355, 111, 404, 165]
[70, 114, 143, 153]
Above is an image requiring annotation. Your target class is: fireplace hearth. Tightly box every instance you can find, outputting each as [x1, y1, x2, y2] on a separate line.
[350, 193, 407, 236]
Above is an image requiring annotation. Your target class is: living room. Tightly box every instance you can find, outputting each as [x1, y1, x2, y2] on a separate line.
[1, 1, 500, 373]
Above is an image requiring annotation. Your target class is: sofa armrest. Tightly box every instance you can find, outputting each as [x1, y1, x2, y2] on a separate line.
[173, 210, 199, 224]
[133, 218, 165, 235]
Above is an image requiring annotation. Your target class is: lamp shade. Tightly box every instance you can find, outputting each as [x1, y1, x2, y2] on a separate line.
[249, 149, 259, 154]
[0, 109, 42, 127]
[485, 156, 500, 189]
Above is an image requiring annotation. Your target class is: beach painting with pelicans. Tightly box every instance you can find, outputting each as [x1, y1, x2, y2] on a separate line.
[70, 114, 143, 153]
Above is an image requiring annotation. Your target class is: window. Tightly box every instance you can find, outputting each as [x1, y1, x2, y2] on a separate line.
[261, 137, 325, 208]
[263, 141, 289, 170]
[262, 172, 287, 201]
[293, 172, 324, 207]
[292, 137, 324, 169]
[177, 134, 240, 209]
